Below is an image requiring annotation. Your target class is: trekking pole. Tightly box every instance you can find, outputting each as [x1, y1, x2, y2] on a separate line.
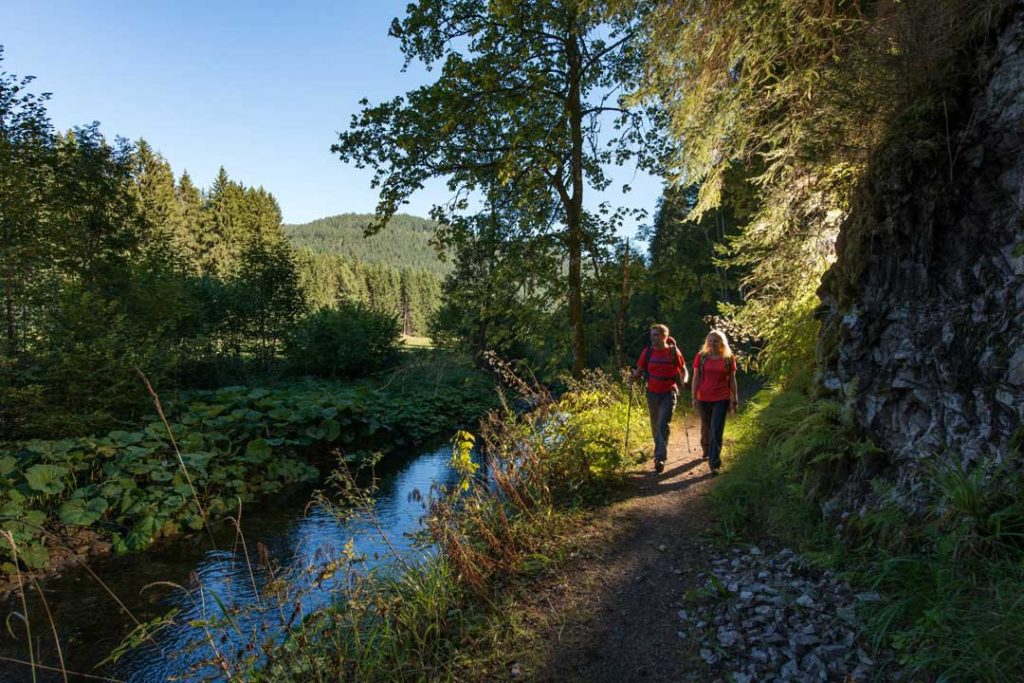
[623, 377, 634, 459]
[681, 397, 694, 458]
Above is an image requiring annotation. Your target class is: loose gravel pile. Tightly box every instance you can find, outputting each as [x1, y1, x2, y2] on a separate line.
[676, 546, 900, 682]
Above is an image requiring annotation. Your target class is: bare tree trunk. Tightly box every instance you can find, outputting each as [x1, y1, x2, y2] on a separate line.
[616, 239, 630, 368]
[566, 27, 588, 376]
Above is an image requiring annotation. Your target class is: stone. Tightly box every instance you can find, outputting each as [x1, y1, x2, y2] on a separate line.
[717, 627, 741, 647]
[817, 644, 848, 664]
[855, 592, 881, 603]
[795, 595, 816, 608]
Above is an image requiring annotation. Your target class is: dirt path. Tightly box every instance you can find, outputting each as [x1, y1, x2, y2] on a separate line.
[525, 411, 719, 682]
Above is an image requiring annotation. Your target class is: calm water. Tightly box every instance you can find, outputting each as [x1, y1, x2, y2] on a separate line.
[0, 444, 462, 682]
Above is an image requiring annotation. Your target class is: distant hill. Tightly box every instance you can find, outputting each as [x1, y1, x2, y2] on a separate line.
[284, 213, 452, 277]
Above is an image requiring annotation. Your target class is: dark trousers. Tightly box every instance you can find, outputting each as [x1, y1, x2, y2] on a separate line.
[698, 399, 730, 469]
[647, 390, 677, 464]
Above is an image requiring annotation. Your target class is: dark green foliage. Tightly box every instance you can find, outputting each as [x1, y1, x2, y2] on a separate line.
[0, 358, 496, 571]
[295, 251, 442, 337]
[286, 213, 451, 276]
[428, 208, 572, 377]
[232, 235, 308, 366]
[286, 304, 401, 378]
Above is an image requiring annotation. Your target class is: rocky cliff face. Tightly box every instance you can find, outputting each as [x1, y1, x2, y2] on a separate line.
[817, 9, 1024, 493]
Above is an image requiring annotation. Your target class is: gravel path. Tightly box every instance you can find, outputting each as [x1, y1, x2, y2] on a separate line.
[521, 413, 898, 683]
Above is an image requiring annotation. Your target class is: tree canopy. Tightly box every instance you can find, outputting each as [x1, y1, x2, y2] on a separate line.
[334, 0, 664, 373]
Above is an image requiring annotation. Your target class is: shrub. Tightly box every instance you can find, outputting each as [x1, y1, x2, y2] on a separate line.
[285, 304, 401, 378]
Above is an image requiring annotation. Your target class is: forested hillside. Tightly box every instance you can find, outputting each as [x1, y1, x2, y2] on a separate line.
[285, 214, 447, 335]
[286, 213, 450, 275]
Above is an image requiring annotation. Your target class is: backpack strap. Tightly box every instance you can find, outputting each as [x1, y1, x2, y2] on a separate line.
[698, 352, 735, 388]
[640, 345, 652, 380]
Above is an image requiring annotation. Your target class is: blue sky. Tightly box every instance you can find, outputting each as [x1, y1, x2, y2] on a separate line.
[1, 1, 663, 235]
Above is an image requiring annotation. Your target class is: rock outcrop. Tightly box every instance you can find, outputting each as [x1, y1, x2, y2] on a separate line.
[817, 9, 1024, 495]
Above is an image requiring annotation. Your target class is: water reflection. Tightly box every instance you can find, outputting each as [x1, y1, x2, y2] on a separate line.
[0, 445, 462, 683]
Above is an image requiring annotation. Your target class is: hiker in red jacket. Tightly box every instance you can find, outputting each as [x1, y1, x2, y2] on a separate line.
[632, 324, 689, 473]
[691, 329, 739, 476]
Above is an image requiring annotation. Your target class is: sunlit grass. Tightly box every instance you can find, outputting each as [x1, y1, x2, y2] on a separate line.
[400, 335, 434, 348]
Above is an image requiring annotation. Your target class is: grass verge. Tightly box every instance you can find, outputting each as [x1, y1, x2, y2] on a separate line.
[191, 371, 653, 681]
[711, 383, 1024, 681]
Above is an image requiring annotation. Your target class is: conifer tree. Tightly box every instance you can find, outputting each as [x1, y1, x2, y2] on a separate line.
[175, 171, 204, 273]
[130, 139, 186, 267]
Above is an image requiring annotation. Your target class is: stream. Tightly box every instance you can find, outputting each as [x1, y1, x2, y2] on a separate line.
[0, 443, 463, 682]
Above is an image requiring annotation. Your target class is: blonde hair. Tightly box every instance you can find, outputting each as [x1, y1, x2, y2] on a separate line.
[650, 323, 670, 336]
[701, 329, 733, 359]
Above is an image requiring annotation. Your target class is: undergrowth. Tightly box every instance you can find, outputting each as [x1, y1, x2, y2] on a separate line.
[0, 351, 495, 573]
[713, 383, 1024, 681]
[124, 370, 650, 681]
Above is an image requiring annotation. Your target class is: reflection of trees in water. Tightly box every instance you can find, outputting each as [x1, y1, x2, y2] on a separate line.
[98, 448, 460, 683]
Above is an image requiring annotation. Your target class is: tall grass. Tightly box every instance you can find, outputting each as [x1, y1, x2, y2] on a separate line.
[168, 370, 652, 681]
[713, 383, 1024, 681]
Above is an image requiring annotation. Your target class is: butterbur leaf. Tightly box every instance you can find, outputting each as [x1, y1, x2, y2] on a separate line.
[59, 498, 109, 526]
[109, 431, 143, 445]
[24, 464, 68, 495]
[245, 439, 272, 462]
[0, 457, 16, 477]
[18, 543, 49, 569]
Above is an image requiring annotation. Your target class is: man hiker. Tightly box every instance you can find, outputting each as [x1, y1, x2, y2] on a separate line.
[632, 324, 689, 473]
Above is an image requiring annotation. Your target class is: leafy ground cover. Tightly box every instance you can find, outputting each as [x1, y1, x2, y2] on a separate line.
[0, 351, 495, 575]
[163, 372, 651, 681]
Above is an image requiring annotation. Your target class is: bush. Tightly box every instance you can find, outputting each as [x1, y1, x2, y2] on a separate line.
[285, 304, 401, 378]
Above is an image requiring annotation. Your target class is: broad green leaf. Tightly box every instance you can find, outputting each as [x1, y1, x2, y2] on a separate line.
[58, 497, 109, 526]
[203, 404, 228, 418]
[24, 464, 68, 495]
[109, 431, 144, 445]
[180, 433, 205, 452]
[0, 457, 16, 477]
[18, 543, 49, 569]
[323, 419, 341, 441]
[245, 439, 272, 462]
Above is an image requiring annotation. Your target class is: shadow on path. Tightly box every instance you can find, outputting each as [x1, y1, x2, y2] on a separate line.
[532, 413, 718, 682]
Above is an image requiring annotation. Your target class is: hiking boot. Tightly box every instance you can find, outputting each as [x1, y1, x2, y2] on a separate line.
[655, 461, 665, 473]
[710, 466, 719, 477]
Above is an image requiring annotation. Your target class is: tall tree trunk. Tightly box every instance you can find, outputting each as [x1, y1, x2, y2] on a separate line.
[566, 27, 587, 376]
[616, 239, 630, 368]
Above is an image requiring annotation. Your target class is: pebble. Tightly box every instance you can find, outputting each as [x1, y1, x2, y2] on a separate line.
[675, 545, 902, 680]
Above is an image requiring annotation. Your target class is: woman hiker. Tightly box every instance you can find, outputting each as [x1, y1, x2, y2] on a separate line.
[691, 329, 739, 476]
[632, 324, 689, 473]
